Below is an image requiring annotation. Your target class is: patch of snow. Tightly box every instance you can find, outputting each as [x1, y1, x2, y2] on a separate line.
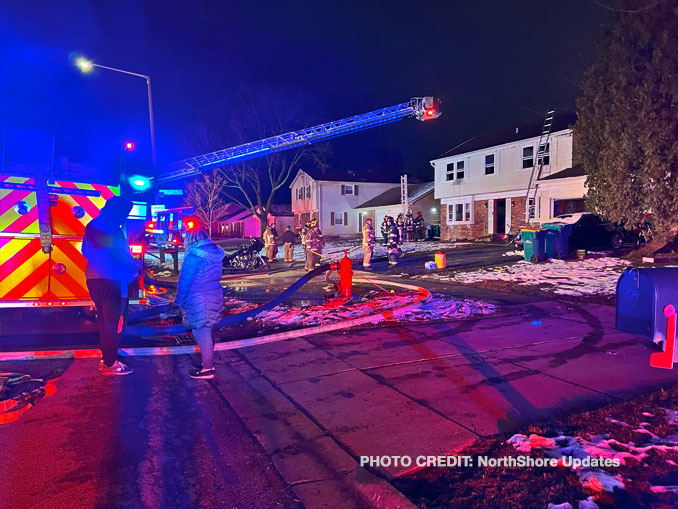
[502, 250, 524, 257]
[578, 496, 599, 509]
[548, 503, 572, 509]
[649, 485, 678, 494]
[417, 257, 631, 296]
[642, 412, 655, 417]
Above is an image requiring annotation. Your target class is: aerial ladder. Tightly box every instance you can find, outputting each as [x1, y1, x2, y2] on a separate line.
[160, 97, 442, 182]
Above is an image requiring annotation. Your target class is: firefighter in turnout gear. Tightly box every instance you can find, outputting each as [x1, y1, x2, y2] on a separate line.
[405, 211, 414, 242]
[380, 216, 389, 245]
[414, 211, 426, 241]
[387, 216, 399, 266]
[362, 218, 375, 270]
[304, 219, 324, 271]
[396, 214, 405, 244]
[263, 224, 277, 262]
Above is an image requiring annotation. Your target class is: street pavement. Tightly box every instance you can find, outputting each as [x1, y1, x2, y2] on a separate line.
[3, 292, 677, 507]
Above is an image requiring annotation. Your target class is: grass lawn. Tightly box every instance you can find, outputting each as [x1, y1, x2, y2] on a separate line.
[394, 384, 678, 508]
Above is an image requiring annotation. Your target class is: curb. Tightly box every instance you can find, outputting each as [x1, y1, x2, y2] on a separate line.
[0, 279, 431, 362]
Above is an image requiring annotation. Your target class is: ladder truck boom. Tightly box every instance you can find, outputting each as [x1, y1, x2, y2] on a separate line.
[160, 96, 441, 183]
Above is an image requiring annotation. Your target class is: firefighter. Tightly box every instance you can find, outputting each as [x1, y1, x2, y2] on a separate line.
[414, 211, 426, 241]
[174, 228, 225, 379]
[405, 211, 414, 242]
[387, 216, 400, 266]
[82, 196, 137, 375]
[281, 225, 297, 262]
[304, 219, 325, 271]
[362, 217, 375, 270]
[380, 215, 389, 245]
[396, 213, 405, 244]
[270, 223, 279, 259]
[263, 223, 277, 262]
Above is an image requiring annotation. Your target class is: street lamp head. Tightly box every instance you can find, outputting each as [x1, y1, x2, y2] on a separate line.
[76, 57, 94, 73]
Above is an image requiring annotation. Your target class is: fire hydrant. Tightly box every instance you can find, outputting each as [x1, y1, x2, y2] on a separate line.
[329, 251, 353, 299]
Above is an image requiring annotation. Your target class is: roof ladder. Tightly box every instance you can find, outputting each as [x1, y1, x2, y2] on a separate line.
[400, 174, 409, 217]
[524, 109, 555, 222]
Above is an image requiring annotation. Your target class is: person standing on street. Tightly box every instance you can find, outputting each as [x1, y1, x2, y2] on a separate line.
[82, 196, 137, 375]
[387, 216, 399, 266]
[380, 215, 389, 245]
[281, 225, 297, 262]
[362, 218, 375, 270]
[263, 223, 276, 262]
[270, 223, 279, 260]
[396, 213, 405, 244]
[406, 211, 414, 242]
[304, 220, 324, 270]
[174, 228, 225, 379]
[414, 211, 426, 241]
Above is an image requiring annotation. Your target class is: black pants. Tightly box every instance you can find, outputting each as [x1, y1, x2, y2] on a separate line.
[87, 278, 128, 367]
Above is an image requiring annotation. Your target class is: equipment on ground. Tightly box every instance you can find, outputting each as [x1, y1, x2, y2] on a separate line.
[222, 238, 271, 272]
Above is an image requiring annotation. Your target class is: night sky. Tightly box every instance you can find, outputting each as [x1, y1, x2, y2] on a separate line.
[1, 0, 609, 183]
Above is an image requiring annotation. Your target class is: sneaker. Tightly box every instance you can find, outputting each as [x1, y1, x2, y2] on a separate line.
[99, 360, 134, 376]
[189, 367, 215, 379]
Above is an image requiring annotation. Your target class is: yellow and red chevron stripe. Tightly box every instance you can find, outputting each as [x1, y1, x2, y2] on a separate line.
[0, 174, 119, 302]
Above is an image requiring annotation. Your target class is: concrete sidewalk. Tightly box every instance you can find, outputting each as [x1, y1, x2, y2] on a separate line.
[2, 300, 677, 508]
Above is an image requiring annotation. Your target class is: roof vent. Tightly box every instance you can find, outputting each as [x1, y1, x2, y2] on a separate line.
[515, 127, 519, 134]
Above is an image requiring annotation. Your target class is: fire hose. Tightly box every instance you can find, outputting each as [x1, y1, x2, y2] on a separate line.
[123, 264, 331, 337]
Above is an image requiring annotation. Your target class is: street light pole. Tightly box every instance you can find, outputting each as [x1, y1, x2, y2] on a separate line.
[76, 58, 158, 188]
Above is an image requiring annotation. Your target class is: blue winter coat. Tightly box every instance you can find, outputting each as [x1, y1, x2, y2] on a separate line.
[175, 239, 225, 330]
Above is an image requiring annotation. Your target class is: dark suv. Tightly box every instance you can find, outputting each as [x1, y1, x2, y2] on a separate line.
[550, 212, 633, 252]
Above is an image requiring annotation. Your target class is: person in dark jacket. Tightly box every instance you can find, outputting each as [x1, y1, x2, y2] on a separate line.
[387, 216, 400, 266]
[304, 220, 324, 270]
[380, 216, 389, 245]
[280, 225, 297, 262]
[405, 211, 414, 242]
[414, 211, 426, 241]
[174, 228, 225, 379]
[82, 196, 138, 375]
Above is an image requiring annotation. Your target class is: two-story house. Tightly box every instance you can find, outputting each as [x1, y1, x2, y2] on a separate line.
[289, 168, 399, 236]
[431, 112, 585, 241]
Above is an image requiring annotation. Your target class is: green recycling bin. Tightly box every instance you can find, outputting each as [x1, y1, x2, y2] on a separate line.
[521, 228, 547, 263]
[542, 222, 575, 259]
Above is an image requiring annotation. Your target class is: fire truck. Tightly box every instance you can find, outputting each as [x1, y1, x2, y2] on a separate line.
[0, 97, 440, 310]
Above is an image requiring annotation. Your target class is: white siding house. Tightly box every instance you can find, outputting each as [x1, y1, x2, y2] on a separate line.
[430, 112, 586, 240]
[290, 169, 399, 237]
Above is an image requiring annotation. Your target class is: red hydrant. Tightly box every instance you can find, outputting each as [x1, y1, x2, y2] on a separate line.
[329, 251, 353, 299]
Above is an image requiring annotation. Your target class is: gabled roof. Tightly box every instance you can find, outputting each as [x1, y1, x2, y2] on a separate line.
[356, 182, 434, 209]
[439, 111, 577, 159]
[539, 164, 586, 181]
[296, 167, 402, 184]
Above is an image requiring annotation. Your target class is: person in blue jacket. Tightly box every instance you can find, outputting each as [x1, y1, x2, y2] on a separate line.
[82, 196, 138, 375]
[174, 228, 225, 379]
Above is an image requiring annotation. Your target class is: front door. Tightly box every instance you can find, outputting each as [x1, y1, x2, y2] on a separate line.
[495, 199, 506, 234]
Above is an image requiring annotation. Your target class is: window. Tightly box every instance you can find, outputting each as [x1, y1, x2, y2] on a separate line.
[330, 211, 347, 225]
[305, 185, 311, 198]
[528, 198, 536, 220]
[522, 146, 534, 169]
[447, 200, 473, 224]
[342, 184, 354, 195]
[485, 154, 495, 175]
[537, 143, 550, 166]
[446, 161, 464, 181]
[335, 213, 343, 225]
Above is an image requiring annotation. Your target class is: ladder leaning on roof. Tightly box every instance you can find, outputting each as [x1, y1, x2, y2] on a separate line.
[524, 109, 555, 222]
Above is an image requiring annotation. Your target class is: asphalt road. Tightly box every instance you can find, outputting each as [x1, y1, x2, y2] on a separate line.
[0, 356, 303, 508]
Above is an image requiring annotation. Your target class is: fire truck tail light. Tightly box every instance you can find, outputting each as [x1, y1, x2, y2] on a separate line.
[146, 222, 155, 229]
[130, 245, 143, 254]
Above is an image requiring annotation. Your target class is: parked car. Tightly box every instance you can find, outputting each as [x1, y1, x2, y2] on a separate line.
[548, 212, 636, 252]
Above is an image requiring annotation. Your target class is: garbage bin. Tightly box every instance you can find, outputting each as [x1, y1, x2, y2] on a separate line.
[430, 225, 440, 239]
[544, 229, 558, 259]
[542, 222, 575, 259]
[521, 228, 547, 262]
[616, 268, 678, 357]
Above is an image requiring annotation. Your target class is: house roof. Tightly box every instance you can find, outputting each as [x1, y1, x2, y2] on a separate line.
[298, 167, 402, 184]
[356, 182, 434, 209]
[268, 203, 293, 216]
[220, 202, 293, 220]
[538, 164, 586, 181]
[439, 111, 577, 159]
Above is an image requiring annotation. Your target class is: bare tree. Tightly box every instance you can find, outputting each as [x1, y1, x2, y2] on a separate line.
[184, 170, 230, 237]
[178, 87, 330, 238]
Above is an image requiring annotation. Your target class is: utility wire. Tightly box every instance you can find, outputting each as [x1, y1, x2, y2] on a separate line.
[593, 0, 666, 13]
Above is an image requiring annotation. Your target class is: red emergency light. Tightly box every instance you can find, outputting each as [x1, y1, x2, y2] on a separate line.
[425, 109, 434, 117]
[125, 141, 135, 150]
[130, 244, 144, 254]
[146, 222, 155, 230]
[172, 238, 179, 244]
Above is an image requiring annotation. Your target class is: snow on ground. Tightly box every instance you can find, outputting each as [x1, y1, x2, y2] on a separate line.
[182, 291, 496, 331]
[508, 408, 678, 498]
[417, 257, 631, 296]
